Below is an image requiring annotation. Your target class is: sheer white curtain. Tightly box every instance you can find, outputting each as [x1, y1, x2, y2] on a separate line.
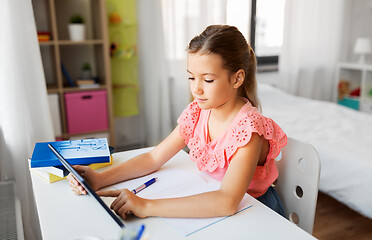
[0, 0, 54, 239]
[137, 0, 172, 146]
[279, 0, 346, 101]
[161, 0, 228, 125]
[137, 0, 229, 145]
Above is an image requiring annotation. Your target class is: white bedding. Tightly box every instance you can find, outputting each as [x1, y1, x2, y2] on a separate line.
[258, 83, 372, 219]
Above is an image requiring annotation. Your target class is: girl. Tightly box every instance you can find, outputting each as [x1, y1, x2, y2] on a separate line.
[68, 25, 287, 218]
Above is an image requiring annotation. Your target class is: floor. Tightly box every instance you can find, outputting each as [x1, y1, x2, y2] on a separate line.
[312, 192, 372, 240]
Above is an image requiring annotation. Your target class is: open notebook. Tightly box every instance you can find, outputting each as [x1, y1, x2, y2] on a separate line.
[104, 167, 253, 236]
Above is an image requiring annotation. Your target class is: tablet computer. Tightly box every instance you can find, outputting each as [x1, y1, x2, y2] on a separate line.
[48, 143, 125, 228]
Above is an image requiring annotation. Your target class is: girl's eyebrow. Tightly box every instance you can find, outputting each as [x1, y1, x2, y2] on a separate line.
[187, 70, 216, 76]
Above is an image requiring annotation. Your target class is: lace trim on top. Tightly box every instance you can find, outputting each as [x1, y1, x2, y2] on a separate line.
[178, 101, 201, 144]
[188, 137, 226, 172]
[177, 100, 287, 173]
[226, 112, 287, 163]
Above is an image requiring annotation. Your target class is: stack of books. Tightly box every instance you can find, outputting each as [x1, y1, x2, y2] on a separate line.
[37, 31, 51, 42]
[29, 138, 112, 183]
[76, 79, 100, 89]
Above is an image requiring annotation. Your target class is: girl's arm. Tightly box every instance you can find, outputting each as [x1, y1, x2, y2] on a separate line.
[99, 133, 263, 218]
[68, 126, 186, 193]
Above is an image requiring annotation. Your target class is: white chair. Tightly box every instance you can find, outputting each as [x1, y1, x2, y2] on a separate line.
[273, 137, 321, 234]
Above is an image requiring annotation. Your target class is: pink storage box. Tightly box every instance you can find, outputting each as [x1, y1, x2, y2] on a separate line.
[64, 90, 108, 134]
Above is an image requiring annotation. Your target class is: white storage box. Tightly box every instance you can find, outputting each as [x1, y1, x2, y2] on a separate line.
[47, 93, 62, 137]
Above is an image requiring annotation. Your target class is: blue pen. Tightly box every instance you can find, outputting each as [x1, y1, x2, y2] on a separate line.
[134, 224, 145, 240]
[132, 177, 158, 194]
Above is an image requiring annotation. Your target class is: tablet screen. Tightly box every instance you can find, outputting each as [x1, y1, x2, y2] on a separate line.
[48, 144, 125, 228]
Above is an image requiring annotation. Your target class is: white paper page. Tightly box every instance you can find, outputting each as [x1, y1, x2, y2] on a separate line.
[99, 168, 208, 221]
[103, 168, 253, 236]
[111, 168, 208, 197]
[161, 191, 253, 236]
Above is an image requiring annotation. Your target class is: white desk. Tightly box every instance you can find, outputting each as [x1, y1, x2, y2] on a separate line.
[31, 148, 316, 240]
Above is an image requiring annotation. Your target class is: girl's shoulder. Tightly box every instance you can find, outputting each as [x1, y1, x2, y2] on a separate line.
[177, 100, 201, 141]
[231, 100, 284, 138]
[221, 102, 287, 161]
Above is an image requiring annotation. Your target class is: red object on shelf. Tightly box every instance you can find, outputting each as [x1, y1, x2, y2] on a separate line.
[37, 31, 51, 41]
[64, 90, 108, 134]
[350, 87, 360, 97]
[37, 31, 51, 35]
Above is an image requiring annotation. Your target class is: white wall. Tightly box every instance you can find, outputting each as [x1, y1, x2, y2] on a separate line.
[347, 0, 372, 64]
[259, 0, 372, 88]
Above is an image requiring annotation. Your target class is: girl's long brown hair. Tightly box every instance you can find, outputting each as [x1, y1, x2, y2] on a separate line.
[187, 25, 261, 111]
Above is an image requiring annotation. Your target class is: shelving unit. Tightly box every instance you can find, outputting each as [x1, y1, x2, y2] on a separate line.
[32, 0, 115, 145]
[335, 62, 372, 114]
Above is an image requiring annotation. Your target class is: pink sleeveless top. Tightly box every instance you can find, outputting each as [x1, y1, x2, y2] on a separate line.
[177, 99, 287, 198]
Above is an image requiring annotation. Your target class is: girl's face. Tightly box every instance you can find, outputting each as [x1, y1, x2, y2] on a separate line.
[187, 52, 240, 110]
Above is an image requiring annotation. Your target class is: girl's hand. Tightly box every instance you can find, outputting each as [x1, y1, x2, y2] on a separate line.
[67, 165, 100, 195]
[97, 188, 149, 219]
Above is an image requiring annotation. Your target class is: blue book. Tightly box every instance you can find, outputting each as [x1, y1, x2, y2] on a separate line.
[30, 138, 110, 168]
[61, 63, 76, 87]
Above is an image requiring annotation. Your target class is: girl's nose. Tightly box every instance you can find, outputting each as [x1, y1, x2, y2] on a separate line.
[193, 80, 204, 95]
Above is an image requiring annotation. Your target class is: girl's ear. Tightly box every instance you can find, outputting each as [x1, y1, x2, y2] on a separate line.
[232, 69, 245, 89]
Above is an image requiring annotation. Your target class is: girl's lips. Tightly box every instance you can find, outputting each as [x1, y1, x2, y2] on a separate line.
[196, 98, 207, 102]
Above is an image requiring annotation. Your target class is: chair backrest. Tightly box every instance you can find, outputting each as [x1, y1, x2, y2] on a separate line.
[273, 137, 321, 234]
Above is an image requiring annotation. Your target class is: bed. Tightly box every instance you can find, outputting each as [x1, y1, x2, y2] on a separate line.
[257, 83, 372, 219]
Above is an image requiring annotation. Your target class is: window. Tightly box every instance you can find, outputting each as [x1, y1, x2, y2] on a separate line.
[226, 0, 250, 39]
[250, 0, 285, 69]
[162, 0, 286, 69]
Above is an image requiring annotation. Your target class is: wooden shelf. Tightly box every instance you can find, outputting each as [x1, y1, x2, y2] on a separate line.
[47, 88, 60, 94]
[63, 86, 107, 92]
[58, 39, 104, 45]
[33, 0, 115, 146]
[39, 41, 56, 46]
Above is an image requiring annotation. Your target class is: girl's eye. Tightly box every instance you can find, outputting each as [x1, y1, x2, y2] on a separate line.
[188, 77, 195, 81]
[205, 79, 214, 83]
